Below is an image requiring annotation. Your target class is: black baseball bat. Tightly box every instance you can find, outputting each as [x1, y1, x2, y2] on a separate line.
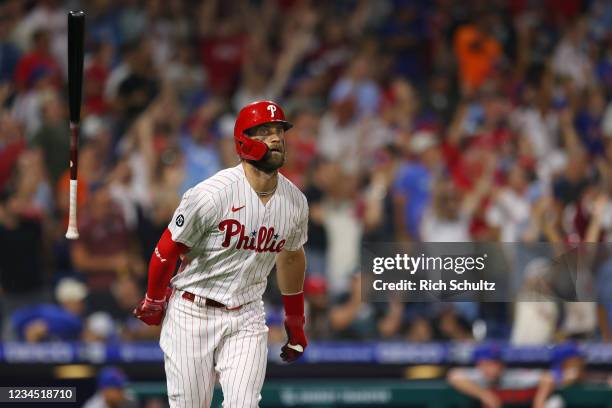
[65, 10, 85, 240]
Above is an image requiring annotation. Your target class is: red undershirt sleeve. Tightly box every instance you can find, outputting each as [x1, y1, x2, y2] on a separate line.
[146, 228, 189, 300]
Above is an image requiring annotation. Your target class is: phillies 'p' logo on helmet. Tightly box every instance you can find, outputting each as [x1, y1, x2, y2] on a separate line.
[234, 100, 293, 161]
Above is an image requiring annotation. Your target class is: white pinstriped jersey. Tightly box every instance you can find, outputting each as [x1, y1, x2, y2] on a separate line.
[167, 164, 308, 308]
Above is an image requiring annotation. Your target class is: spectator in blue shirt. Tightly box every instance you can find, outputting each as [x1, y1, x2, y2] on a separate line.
[533, 342, 586, 408]
[83, 367, 137, 408]
[329, 55, 381, 119]
[11, 278, 87, 342]
[0, 14, 20, 84]
[179, 120, 222, 194]
[393, 130, 442, 240]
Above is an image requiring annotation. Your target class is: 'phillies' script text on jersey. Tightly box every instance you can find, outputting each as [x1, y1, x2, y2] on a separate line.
[219, 219, 286, 253]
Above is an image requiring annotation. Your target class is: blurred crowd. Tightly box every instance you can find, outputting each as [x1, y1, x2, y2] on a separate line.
[1, 0, 612, 348]
[447, 341, 612, 408]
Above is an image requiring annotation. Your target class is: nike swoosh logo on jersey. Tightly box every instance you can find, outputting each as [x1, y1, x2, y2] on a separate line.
[231, 205, 246, 212]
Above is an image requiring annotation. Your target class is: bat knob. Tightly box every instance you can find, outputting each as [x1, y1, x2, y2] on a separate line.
[65, 228, 79, 240]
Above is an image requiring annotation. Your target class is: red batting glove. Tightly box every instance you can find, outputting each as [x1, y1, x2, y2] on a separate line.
[133, 288, 173, 326]
[281, 292, 307, 363]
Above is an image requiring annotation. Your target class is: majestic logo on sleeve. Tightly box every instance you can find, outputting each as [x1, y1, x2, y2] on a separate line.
[219, 219, 285, 253]
[176, 214, 185, 227]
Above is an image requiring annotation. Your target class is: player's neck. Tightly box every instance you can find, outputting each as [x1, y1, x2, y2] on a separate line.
[242, 162, 279, 201]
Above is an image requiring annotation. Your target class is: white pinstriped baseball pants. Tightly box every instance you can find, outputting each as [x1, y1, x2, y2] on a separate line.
[160, 290, 269, 408]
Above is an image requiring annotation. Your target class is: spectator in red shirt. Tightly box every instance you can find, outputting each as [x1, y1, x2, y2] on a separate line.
[70, 182, 144, 312]
[0, 111, 25, 191]
[281, 109, 319, 189]
[84, 41, 113, 116]
[198, 2, 246, 96]
[13, 29, 61, 91]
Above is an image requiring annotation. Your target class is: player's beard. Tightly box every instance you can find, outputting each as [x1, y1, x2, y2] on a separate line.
[248, 144, 286, 174]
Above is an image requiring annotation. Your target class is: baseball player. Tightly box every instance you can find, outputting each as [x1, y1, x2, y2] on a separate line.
[133, 100, 308, 407]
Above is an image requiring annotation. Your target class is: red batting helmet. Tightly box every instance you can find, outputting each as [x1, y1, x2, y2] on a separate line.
[234, 100, 293, 161]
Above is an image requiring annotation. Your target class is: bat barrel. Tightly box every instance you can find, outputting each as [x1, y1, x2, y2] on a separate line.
[68, 11, 84, 124]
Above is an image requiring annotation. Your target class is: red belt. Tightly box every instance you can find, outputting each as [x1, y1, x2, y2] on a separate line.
[181, 291, 242, 310]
